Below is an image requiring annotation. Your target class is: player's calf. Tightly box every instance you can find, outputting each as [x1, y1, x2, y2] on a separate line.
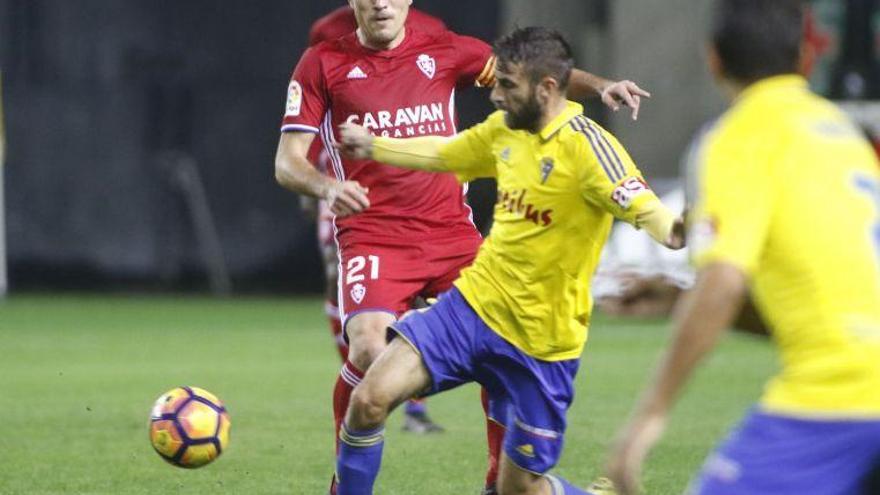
[336, 338, 433, 495]
[332, 312, 396, 454]
[336, 383, 392, 495]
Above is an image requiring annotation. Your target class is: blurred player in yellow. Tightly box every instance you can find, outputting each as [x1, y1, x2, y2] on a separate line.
[333, 26, 682, 495]
[605, 1, 880, 494]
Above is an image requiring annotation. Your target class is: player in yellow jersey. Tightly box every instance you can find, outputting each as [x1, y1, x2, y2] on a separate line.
[604, 1, 880, 494]
[330, 27, 683, 495]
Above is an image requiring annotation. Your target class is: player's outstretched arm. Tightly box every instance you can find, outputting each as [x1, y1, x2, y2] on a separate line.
[634, 203, 685, 250]
[604, 262, 746, 495]
[337, 122, 450, 172]
[568, 70, 652, 121]
[274, 132, 370, 217]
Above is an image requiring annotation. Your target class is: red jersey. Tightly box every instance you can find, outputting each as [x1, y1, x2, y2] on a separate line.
[281, 28, 495, 246]
[308, 6, 447, 45]
[305, 7, 447, 170]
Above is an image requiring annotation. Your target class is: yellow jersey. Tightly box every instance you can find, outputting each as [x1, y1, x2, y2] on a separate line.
[689, 75, 880, 416]
[436, 101, 670, 361]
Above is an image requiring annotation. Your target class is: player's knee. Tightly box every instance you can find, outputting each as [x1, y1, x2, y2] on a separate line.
[346, 315, 394, 369]
[496, 475, 537, 495]
[348, 383, 390, 429]
[497, 458, 545, 495]
[346, 338, 385, 371]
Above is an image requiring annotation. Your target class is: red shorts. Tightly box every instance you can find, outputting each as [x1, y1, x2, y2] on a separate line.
[337, 234, 482, 327]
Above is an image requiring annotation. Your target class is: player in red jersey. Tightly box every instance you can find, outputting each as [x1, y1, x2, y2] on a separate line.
[302, 5, 451, 435]
[275, 2, 650, 493]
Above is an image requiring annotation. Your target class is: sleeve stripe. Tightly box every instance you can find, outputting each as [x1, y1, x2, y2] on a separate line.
[476, 56, 497, 87]
[320, 111, 347, 181]
[583, 118, 627, 180]
[570, 117, 621, 183]
[477, 56, 494, 81]
[281, 124, 320, 134]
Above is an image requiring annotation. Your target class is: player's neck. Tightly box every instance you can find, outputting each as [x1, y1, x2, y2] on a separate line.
[721, 79, 745, 102]
[356, 27, 407, 51]
[532, 97, 569, 134]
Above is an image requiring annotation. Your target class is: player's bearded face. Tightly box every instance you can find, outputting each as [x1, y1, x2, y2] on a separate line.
[350, 0, 411, 47]
[504, 88, 542, 131]
[492, 64, 543, 131]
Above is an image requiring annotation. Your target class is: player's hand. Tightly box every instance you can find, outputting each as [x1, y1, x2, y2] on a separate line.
[665, 216, 686, 250]
[604, 414, 667, 495]
[337, 122, 375, 160]
[600, 80, 651, 121]
[324, 180, 370, 217]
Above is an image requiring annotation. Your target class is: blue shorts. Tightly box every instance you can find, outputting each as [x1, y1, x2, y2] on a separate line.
[391, 287, 580, 474]
[690, 409, 880, 495]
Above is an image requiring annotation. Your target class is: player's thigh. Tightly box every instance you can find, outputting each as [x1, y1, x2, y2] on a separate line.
[391, 288, 488, 395]
[496, 452, 547, 495]
[689, 410, 880, 495]
[345, 311, 396, 362]
[349, 338, 432, 423]
[481, 342, 579, 475]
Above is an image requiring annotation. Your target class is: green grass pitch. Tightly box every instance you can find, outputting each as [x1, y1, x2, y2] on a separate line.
[0, 295, 775, 494]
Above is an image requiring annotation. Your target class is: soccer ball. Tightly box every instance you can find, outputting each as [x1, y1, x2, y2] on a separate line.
[149, 386, 231, 468]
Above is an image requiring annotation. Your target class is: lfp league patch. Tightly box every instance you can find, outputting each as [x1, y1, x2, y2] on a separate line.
[285, 80, 303, 117]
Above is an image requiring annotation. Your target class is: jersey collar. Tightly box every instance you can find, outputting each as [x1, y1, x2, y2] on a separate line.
[736, 74, 808, 104]
[351, 26, 413, 58]
[539, 101, 584, 141]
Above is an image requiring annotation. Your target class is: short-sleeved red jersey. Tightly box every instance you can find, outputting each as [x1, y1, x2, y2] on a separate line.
[282, 28, 495, 246]
[308, 6, 447, 46]
[304, 7, 447, 170]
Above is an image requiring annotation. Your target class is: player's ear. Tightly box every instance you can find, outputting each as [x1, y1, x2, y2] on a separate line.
[705, 43, 724, 83]
[798, 38, 815, 77]
[536, 76, 557, 102]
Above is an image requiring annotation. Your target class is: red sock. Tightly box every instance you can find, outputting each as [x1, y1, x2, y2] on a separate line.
[325, 301, 348, 362]
[481, 387, 505, 488]
[333, 360, 364, 453]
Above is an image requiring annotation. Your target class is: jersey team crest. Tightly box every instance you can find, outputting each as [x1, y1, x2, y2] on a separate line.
[350, 283, 366, 304]
[540, 158, 554, 184]
[500, 147, 511, 163]
[416, 54, 435, 79]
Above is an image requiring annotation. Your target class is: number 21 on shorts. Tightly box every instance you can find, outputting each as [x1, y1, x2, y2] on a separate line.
[346, 255, 380, 304]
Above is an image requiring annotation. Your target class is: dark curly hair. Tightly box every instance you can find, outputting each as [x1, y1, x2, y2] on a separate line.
[493, 26, 575, 90]
[711, 0, 804, 83]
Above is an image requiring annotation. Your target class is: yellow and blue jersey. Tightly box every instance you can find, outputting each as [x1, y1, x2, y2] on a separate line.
[688, 75, 880, 417]
[435, 101, 669, 361]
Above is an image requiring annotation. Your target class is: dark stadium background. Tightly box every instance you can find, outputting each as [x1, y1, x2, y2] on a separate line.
[0, 0, 876, 294]
[0, 0, 504, 293]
